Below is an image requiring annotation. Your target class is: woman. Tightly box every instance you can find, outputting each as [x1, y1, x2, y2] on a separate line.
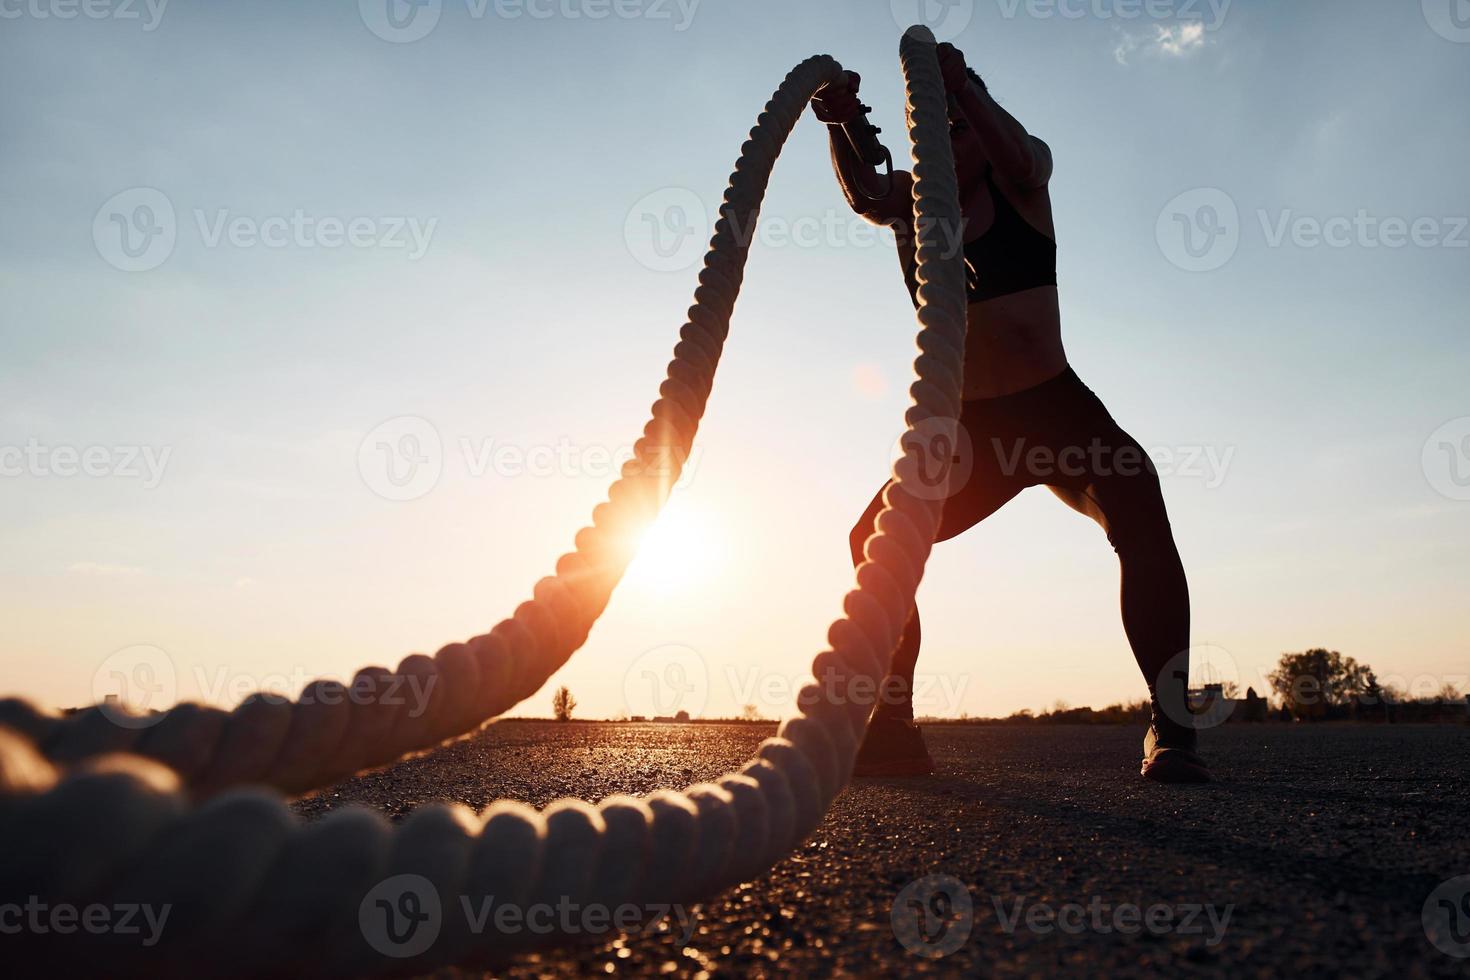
[813, 44, 1208, 783]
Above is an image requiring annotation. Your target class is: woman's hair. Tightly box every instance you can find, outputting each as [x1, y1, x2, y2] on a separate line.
[965, 66, 988, 94]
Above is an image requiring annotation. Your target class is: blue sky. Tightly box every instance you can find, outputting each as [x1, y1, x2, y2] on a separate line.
[1, 0, 1467, 720]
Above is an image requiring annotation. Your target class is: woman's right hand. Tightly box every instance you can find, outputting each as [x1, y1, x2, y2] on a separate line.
[812, 71, 862, 124]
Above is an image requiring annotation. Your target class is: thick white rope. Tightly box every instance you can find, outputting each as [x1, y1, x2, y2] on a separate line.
[0, 27, 966, 975]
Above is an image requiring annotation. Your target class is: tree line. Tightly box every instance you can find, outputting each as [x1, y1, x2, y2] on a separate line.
[545, 649, 1466, 724]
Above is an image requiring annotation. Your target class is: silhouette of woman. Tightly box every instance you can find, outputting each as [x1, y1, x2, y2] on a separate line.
[813, 43, 1208, 783]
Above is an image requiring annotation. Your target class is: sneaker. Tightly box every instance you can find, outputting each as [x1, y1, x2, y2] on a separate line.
[852, 716, 935, 777]
[1140, 720, 1211, 784]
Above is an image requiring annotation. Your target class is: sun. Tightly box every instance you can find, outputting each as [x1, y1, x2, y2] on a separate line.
[623, 498, 727, 596]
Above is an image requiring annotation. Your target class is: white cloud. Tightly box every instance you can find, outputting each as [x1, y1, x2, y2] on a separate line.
[1157, 22, 1207, 57]
[1114, 33, 1141, 66]
[1115, 22, 1211, 66]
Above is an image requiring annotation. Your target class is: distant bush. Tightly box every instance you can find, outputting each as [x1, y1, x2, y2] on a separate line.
[552, 685, 576, 723]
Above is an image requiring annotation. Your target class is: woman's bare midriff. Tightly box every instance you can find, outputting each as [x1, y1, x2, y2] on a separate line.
[961, 285, 1068, 399]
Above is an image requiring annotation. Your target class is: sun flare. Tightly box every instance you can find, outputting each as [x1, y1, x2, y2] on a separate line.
[623, 499, 727, 596]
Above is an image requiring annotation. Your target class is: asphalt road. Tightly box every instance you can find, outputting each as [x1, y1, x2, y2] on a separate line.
[295, 721, 1470, 978]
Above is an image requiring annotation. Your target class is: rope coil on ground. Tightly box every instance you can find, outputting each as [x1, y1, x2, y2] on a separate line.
[1, 27, 967, 976]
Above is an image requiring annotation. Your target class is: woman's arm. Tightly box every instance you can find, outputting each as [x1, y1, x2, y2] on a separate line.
[813, 72, 913, 226]
[939, 43, 1053, 189]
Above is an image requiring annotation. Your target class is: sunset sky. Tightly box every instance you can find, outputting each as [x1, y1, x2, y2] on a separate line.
[1, 0, 1467, 722]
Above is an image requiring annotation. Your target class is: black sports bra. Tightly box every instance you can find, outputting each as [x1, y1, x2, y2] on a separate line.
[902, 165, 1057, 306]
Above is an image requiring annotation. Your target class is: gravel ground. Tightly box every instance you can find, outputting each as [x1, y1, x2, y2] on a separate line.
[294, 721, 1470, 978]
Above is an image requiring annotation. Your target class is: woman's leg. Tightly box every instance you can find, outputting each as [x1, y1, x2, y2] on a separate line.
[1050, 463, 1191, 729]
[1038, 395, 1194, 746]
[849, 449, 1021, 721]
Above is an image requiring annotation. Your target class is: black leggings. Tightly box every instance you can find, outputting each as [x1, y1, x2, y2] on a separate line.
[849, 367, 1190, 721]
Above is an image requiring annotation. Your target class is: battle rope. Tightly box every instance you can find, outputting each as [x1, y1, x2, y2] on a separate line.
[0, 27, 967, 976]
